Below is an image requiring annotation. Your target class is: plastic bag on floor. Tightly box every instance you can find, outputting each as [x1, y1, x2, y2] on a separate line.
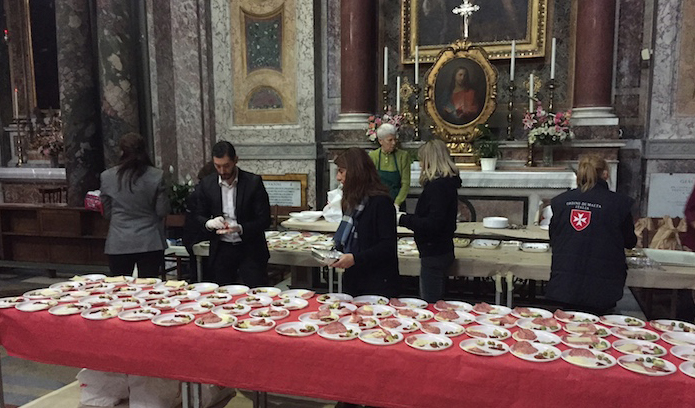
[77, 369, 128, 407]
[128, 375, 181, 408]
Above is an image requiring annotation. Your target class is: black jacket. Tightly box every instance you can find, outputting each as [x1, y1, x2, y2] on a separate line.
[546, 179, 637, 311]
[399, 175, 462, 257]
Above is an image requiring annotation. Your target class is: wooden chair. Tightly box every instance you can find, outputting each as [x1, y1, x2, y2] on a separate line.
[39, 186, 67, 204]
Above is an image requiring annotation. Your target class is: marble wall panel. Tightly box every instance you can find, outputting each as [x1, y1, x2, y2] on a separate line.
[238, 159, 317, 208]
[675, 0, 695, 116]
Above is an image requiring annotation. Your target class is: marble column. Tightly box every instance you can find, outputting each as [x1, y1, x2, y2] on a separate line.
[572, 0, 619, 128]
[96, 0, 140, 167]
[334, 0, 377, 129]
[56, 0, 104, 206]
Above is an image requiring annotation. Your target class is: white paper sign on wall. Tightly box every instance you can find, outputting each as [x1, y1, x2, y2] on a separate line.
[647, 173, 695, 217]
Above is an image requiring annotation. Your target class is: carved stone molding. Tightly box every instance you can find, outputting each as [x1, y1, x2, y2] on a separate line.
[645, 140, 695, 159]
[234, 143, 316, 160]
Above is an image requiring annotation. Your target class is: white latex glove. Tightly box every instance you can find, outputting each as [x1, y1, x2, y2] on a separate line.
[394, 203, 400, 212]
[205, 216, 227, 231]
[396, 212, 406, 223]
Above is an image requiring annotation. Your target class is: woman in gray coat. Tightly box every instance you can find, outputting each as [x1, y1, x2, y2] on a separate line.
[100, 133, 169, 277]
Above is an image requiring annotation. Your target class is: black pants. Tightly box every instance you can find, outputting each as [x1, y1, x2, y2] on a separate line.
[209, 242, 268, 287]
[108, 250, 164, 278]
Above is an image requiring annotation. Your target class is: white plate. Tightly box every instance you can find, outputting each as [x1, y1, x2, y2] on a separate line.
[471, 303, 511, 316]
[378, 317, 421, 333]
[613, 339, 668, 357]
[465, 325, 511, 340]
[271, 297, 309, 311]
[352, 295, 390, 306]
[561, 349, 617, 369]
[81, 306, 120, 320]
[16, 299, 58, 312]
[108, 286, 141, 296]
[52, 291, 90, 303]
[195, 314, 237, 329]
[453, 238, 471, 248]
[250, 306, 290, 320]
[511, 307, 553, 319]
[154, 280, 188, 291]
[611, 326, 660, 342]
[147, 298, 180, 310]
[319, 302, 357, 316]
[482, 216, 509, 229]
[118, 307, 161, 322]
[235, 295, 273, 308]
[617, 355, 676, 376]
[563, 323, 611, 337]
[395, 308, 434, 322]
[405, 333, 452, 351]
[460, 338, 510, 356]
[197, 293, 233, 305]
[152, 312, 195, 326]
[49, 281, 85, 291]
[246, 287, 282, 297]
[103, 276, 134, 285]
[520, 243, 549, 252]
[358, 328, 404, 346]
[133, 289, 170, 301]
[510, 341, 562, 362]
[471, 239, 500, 249]
[169, 290, 201, 302]
[554, 310, 599, 324]
[0, 296, 25, 308]
[127, 278, 161, 288]
[679, 361, 695, 379]
[212, 303, 251, 316]
[338, 315, 379, 329]
[354, 304, 395, 318]
[433, 300, 473, 312]
[48, 303, 90, 316]
[516, 317, 562, 332]
[475, 314, 517, 328]
[275, 322, 319, 337]
[279, 289, 315, 300]
[175, 301, 215, 314]
[232, 318, 276, 332]
[316, 293, 354, 304]
[81, 283, 116, 293]
[600, 314, 646, 328]
[434, 310, 476, 325]
[560, 334, 611, 351]
[390, 298, 428, 309]
[185, 282, 219, 293]
[318, 323, 361, 341]
[299, 311, 340, 325]
[79, 294, 118, 306]
[23, 288, 63, 299]
[650, 319, 695, 333]
[661, 332, 695, 346]
[109, 297, 145, 310]
[70, 273, 106, 282]
[216, 285, 249, 296]
[420, 321, 465, 337]
[512, 329, 562, 345]
[671, 345, 695, 361]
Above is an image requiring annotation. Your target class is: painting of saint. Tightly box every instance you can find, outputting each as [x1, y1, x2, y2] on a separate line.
[434, 58, 487, 125]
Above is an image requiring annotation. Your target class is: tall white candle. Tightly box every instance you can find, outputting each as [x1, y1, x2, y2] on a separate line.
[13, 88, 19, 118]
[396, 76, 401, 112]
[550, 38, 557, 80]
[510, 40, 516, 81]
[529, 74, 534, 112]
[414, 46, 419, 85]
[383, 47, 388, 86]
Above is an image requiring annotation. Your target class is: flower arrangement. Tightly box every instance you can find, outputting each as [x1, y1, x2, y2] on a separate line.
[523, 102, 574, 145]
[166, 166, 195, 214]
[366, 109, 403, 142]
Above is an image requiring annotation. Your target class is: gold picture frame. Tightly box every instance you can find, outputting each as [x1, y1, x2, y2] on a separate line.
[260, 173, 308, 207]
[423, 41, 498, 145]
[401, 0, 548, 63]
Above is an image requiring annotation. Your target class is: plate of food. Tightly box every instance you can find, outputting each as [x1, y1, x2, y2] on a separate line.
[133, 289, 170, 301]
[471, 239, 501, 249]
[109, 297, 145, 310]
[215, 285, 249, 296]
[339, 314, 379, 329]
[510, 341, 562, 362]
[79, 294, 119, 307]
[617, 355, 676, 376]
[395, 308, 434, 322]
[421, 321, 465, 337]
[661, 331, 695, 346]
[459, 338, 509, 356]
[512, 328, 561, 345]
[389, 298, 428, 309]
[316, 293, 354, 304]
[519, 243, 550, 253]
[48, 303, 90, 316]
[103, 276, 134, 285]
[147, 298, 180, 310]
[299, 310, 340, 325]
[613, 339, 667, 357]
[352, 295, 389, 306]
[212, 303, 251, 316]
[471, 302, 511, 316]
[475, 314, 518, 328]
[168, 290, 201, 302]
[235, 295, 273, 308]
[671, 345, 695, 361]
[49, 281, 85, 291]
[159, 280, 188, 290]
[511, 307, 553, 319]
[378, 317, 421, 333]
[152, 312, 195, 327]
[435, 310, 476, 325]
[52, 291, 90, 303]
[246, 287, 282, 297]
[0, 296, 25, 309]
[354, 304, 395, 318]
[118, 307, 161, 322]
[250, 306, 290, 320]
[108, 286, 141, 297]
[127, 277, 161, 288]
[81, 283, 116, 294]
[553, 310, 599, 324]
[358, 328, 404, 346]
[650, 319, 695, 333]
[516, 317, 562, 332]
[465, 325, 511, 340]
[275, 322, 319, 337]
[405, 333, 452, 351]
[318, 302, 357, 316]
[434, 300, 473, 312]
[560, 334, 611, 351]
[679, 361, 695, 379]
[175, 301, 216, 314]
[600, 314, 646, 327]
[611, 326, 660, 342]
[271, 297, 309, 311]
[232, 318, 276, 332]
[186, 282, 219, 294]
[561, 349, 616, 369]
[70, 273, 107, 282]
[23, 288, 63, 299]
[197, 293, 233, 305]
[81, 306, 120, 320]
[318, 322, 361, 341]
[563, 322, 611, 337]
[279, 289, 315, 300]
[195, 313, 236, 329]
[453, 238, 471, 248]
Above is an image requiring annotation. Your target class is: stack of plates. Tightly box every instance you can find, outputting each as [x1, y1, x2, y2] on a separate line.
[483, 217, 509, 229]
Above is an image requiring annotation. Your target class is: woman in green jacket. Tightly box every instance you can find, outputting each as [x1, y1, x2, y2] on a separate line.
[368, 123, 412, 211]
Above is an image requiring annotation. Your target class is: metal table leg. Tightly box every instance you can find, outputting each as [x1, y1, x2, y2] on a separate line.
[0, 356, 6, 408]
[196, 255, 203, 283]
[336, 268, 342, 293]
[182, 382, 203, 408]
[327, 266, 333, 292]
[494, 273, 502, 305]
[252, 390, 268, 408]
[505, 271, 514, 308]
[182, 382, 189, 408]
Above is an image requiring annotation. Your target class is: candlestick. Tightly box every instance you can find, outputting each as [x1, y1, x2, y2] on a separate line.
[507, 82, 515, 141]
[414, 85, 420, 141]
[529, 74, 534, 112]
[510, 40, 516, 81]
[548, 79, 555, 112]
[383, 47, 388, 86]
[550, 38, 556, 80]
[396, 76, 401, 112]
[13, 88, 19, 118]
[414, 47, 419, 85]
[382, 85, 389, 114]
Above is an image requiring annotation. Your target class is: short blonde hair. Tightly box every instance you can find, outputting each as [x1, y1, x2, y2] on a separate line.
[418, 139, 459, 185]
[376, 123, 397, 140]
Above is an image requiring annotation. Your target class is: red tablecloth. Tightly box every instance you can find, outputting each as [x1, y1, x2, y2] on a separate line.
[1, 302, 693, 408]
